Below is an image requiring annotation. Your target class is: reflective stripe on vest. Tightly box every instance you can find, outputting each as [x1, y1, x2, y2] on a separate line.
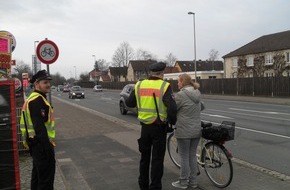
[20, 92, 55, 144]
[135, 79, 169, 124]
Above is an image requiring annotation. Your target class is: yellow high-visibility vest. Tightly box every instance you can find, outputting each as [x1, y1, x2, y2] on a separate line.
[20, 92, 55, 147]
[135, 79, 169, 124]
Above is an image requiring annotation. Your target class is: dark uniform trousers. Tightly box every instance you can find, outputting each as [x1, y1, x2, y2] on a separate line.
[30, 140, 55, 190]
[138, 123, 167, 190]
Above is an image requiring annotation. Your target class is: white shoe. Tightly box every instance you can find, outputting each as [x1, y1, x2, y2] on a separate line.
[172, 180, 188, 189]
[188, 183, 198, 189]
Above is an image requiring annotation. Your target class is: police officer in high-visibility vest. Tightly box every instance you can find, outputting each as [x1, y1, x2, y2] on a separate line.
[126, 61, 177, 190]
[20, 70, 55, 190]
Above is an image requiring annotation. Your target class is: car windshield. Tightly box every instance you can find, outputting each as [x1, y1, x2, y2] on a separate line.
[71, 86, 81, 91]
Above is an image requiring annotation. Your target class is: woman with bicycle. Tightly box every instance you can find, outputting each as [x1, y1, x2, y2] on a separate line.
[172, 73, 202, 189]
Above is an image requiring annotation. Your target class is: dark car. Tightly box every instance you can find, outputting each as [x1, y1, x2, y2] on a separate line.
[119, 84, 137, 115]
[69, 86, 85, 99]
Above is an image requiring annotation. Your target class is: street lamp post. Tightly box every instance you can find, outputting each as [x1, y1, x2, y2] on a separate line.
[92, 55, 96, 63]
[92, 55, 96, 83]
[188, 12, 197, 80]
[33, 41, 39, 75]
[73, 66, 77, 80]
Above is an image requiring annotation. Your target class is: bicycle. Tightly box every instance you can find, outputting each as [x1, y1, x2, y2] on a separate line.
[41, 47, 55, 57]
[167, 121, 235, 188]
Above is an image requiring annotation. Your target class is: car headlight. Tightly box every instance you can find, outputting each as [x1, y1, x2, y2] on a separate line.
[72, 93, 76, 95]
[82, 93, 84, 95]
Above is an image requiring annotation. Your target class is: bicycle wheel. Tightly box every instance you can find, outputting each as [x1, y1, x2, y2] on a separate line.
[201, 142, 233, 188]
[167, 133, 181, 168]
[41, 51, 47, 57]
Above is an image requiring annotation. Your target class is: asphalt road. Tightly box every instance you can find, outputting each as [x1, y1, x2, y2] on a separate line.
[52, 88, 290, 176]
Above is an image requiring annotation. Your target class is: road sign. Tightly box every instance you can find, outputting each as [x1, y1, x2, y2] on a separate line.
[36, 40, 59, 64]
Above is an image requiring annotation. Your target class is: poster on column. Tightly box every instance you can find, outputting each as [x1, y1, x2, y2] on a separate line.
[0, 80, 20, 190]
[0, 31, 15, 79]
[0, 36, 11, 79]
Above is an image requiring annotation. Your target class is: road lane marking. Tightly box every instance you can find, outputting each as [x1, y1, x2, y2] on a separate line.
[203, 120, 290, 139]
[235, 126, 290, 139]
[201, 113, 233, 119]
[208, 109, 290, 122]
[229, 108, 290, 116]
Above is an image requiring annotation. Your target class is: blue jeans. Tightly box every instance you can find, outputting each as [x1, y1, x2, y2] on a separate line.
[177, 138, 200, 184]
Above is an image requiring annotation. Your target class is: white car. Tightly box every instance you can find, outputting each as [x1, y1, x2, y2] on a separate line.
[119, 84, 137, 115]
[93, 85, 103, 92]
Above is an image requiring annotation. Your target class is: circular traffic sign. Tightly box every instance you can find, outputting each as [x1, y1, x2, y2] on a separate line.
[36, 40, 59, 64]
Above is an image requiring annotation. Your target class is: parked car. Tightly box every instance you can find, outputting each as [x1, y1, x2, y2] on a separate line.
[93, 85, 103, 92]
[51, 85, 56, 91]
[69, 86, 85, 99]
[119, 84, 137, 115]
[57, 85, 64, 91]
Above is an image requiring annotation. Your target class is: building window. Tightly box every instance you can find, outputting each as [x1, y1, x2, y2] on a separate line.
[209, 76, 216, 79]
[265, 54, 273, 65]
[247, 56, 254, 66]
[232, 58, 238, 67]
[265, 72, 274, 77]
[286, 52, 290, 63]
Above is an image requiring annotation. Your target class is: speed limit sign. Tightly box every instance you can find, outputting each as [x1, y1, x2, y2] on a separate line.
[36, 40, 59, 64]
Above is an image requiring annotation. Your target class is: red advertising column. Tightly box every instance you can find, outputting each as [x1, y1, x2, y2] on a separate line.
[0, 80, 20, 190]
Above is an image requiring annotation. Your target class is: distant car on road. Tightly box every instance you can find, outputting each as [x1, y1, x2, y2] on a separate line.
[119, 84, 137, 115]
[63, 86, 70, 92]
[93, 85, 103, 92]
[69, 86, 85, 99]
[57, 85, 64, 91]
[51, 86, 56, 91]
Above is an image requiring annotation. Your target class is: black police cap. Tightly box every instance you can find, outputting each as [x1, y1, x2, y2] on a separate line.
[149, 62, 166, 72]
[30, 70, 52, 83]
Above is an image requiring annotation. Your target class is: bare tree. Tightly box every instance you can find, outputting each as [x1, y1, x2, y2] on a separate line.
[135, 48, 157, 60]
[208, 49, 220, 71]
[237, 57, 248, 78]
[272, 52, 287, 77]
[79, 72, 90, 82]
[12, 60, 32, 79]
[208, 49, 219, 61]
[112, 42, 134, 67]
[50, 72, 66, 86]
[164, 53, 177, 66]
[253, 55, 266, 77]
[95, 59, 109, 71]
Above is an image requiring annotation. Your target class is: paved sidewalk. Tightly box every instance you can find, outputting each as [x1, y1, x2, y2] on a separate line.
[19, 96, 290, 190]
[19, 152, 66, 190]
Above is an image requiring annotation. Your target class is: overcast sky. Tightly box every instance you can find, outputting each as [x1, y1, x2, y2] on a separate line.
[1, 0, 290, 79]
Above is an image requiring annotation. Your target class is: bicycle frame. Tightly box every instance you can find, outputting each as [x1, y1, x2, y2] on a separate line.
[196, 137, 207, 167]
[197, 138, 232, 167]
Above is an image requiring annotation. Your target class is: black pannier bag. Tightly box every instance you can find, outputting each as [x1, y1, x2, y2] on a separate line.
[202, 121, 235, 142]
